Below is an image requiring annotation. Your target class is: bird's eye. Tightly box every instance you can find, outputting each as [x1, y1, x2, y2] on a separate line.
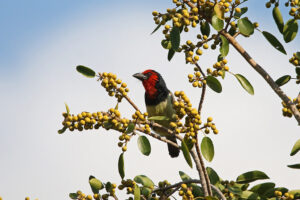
[146, 72, 151, 78]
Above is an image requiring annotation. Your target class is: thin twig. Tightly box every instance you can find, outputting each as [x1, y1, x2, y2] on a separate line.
[220, 30, 300, 125]
[198, 85, 206, 114]
[167, 186, 181, 198]
[194, 63, 207, 114]
[195, 134, 212, 196]
[135, 128, 179, 148]
[224, 3, 236, 31]
[210, 185, 226, 200]
[124, 95, 141, 112]
[233, 31, 240, 38]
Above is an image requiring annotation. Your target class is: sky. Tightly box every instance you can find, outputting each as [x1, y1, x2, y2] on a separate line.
[0, 0, 300, 199]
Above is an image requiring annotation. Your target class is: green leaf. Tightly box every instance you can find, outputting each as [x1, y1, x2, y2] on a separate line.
[103, 121, 113, 129]
[206, 167, 220, 185]
[275, 75, 291, 87]
[262, 31, 286, 54]
[161, 40, 172, 49]
[240, 191, 259, 200]
[219, 35, 229, 57]
[206, 76, 222, 93]
[134, 184, 140, 200]
[235, 74, 254, 95]
[214, 3, 224, 20]
[170, 26, 180, 51]
[125, 122, 135, 134]
[201, 137, 214, 162]
[105, 182, 112, 192]
[181, 140, 193, 168]
[295, 52, 300, 60]
[141, 187, 152, 198]
[118, 153, 125, 179]
[238, 18, 254, 36]
[283, 19, 298, 43]
[76, 65, 96, 78]
[65, 103, 70, 114]
[228, 186, 243, 195]
[212, 15, 224, 31]
[134, 175, 154, 188]
[234, 7, 248, 19]
[179, 171, 192, 181]
[151, 23, 162, 35]
[137, 136, 151, 156]
[58, 126, 67, 134]
[236, 170, 269, 184]
[250, 182, 275, 195]
[273, 7, 284, 33]
[296, 67, 300, 76]
[287, 163, 300, 169]
[69, 193, 78, 199]
[200, 21, 210, 37]
[89, 176, 103, 194]
[291, 139, 300, 156]
[168, 49, 175, 61]
[148, 116, 170, 121]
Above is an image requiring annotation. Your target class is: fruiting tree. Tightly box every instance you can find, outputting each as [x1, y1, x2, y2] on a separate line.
[56, 0, 300, 200]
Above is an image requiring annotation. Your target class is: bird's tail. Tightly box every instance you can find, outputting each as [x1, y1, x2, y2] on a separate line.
[167, 136, 180, 158]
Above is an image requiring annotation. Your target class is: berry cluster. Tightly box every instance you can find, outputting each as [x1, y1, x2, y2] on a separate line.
[178, 183, 195, 200]
[274, 191, 295, 200]
[289, 53, 300, 67]
[207, 59, 229, 78]
[152, 0, 244, 64]
[118, 179, 138, 195]
[173, 91, 219, 142]
[188, 69, 205, 88]
[98, 72, 129, 102]
[62, 109, 129, 132]
[282, 98, 300, 118]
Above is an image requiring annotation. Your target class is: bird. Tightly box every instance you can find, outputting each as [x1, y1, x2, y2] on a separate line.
[133, 69, 180, 158]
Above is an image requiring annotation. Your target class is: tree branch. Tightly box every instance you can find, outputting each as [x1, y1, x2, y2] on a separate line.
[195, 134, 212, 196]
[220, 30, 300, 125]
[190, 148, 209, 196]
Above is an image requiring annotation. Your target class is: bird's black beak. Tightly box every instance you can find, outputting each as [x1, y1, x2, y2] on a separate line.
[133, 73, 147, 81]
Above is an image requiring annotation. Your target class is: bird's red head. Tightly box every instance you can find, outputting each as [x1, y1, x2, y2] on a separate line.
[133, 69, 167, 99]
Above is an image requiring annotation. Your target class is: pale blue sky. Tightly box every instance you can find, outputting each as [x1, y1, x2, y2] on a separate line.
[0, 1, 299, 199]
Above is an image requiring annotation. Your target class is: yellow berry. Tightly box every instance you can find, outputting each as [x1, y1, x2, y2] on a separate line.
[196, 49, 203, 55]
[122, 146, 127, 152]
[203, 43, 209, 49]
[152, 11, 158, 16]
[188, 74, 194, 79]
[207, 117, 213, 122]
[235, 7, 241, 13]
